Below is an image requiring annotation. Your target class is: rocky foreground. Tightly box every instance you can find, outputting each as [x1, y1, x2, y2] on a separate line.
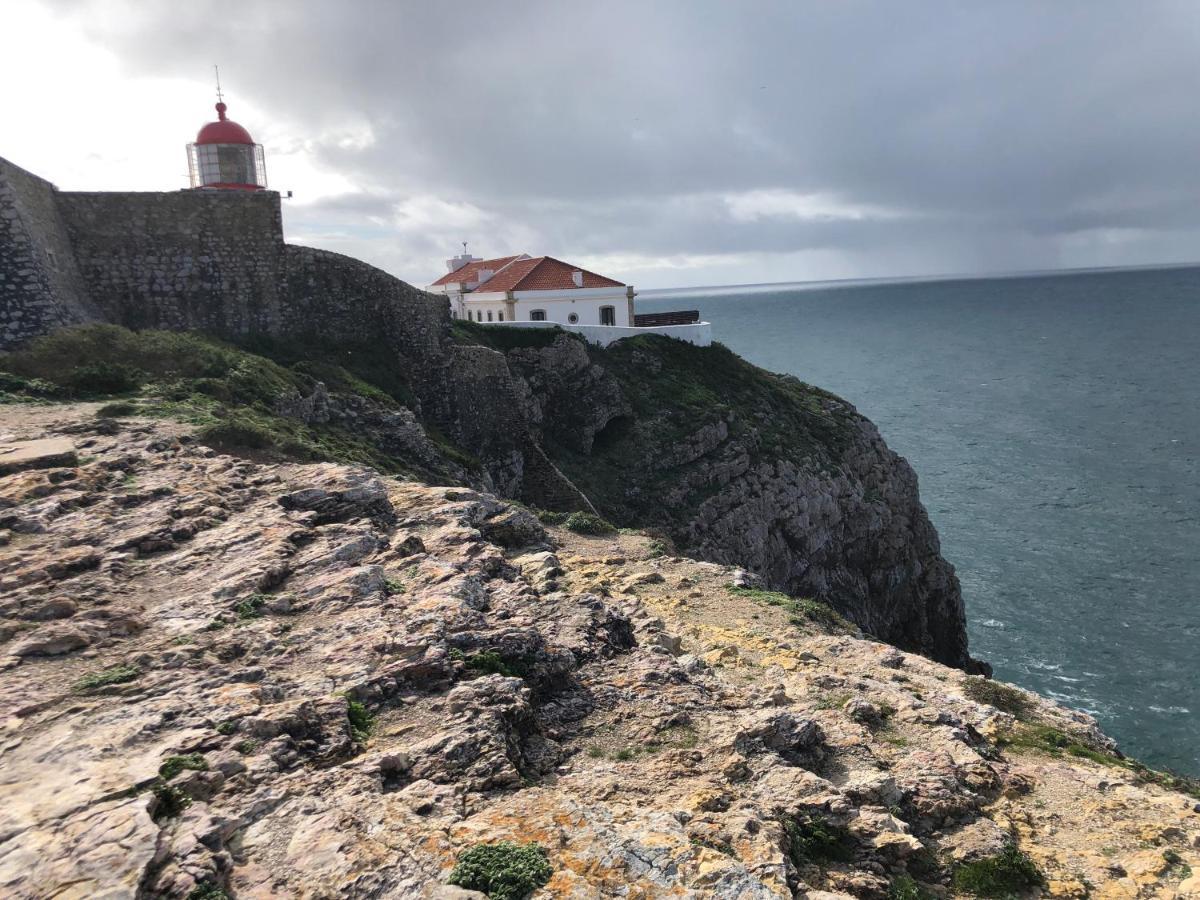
[1, 406, 1198, 899]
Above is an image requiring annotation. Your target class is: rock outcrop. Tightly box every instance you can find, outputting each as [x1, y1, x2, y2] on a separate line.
[1, 406, 1196, 899]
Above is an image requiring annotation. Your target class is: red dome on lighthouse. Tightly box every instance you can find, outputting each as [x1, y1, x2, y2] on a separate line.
[186, 95, 267, 192]
[196, 102, 255, 145]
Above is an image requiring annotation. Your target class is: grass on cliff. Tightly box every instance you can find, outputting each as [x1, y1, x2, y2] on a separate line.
[998, 722, 1200, 799]
[726, 584, 855, 635]
[951, 845, 1044, 898]
[0, 325, 459, 479]
[450, 319, 569, 352]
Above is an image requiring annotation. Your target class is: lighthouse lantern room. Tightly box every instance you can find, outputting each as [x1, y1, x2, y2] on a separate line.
[186, 87, 267, 192]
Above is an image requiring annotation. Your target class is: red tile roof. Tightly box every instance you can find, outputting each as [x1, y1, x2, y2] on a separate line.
[474, 256, 625, 292]
[429, 255, 523, 287]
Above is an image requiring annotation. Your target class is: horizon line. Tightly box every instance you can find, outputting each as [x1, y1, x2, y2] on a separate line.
[637, 259, 1200, 296]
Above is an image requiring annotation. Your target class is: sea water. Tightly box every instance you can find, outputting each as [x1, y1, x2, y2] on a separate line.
[640, 265, 1200, 775]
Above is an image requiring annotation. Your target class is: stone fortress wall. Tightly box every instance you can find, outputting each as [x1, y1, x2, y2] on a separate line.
[0, 157, 102, 348]
[0, 154, 450, 357]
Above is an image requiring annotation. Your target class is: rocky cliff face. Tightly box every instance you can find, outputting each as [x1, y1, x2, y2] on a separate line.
[0, 407, 1196, 899]
[498, 333, 977, 672]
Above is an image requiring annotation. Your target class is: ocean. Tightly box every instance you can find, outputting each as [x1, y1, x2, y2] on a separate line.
[640, 265, 1200, 776]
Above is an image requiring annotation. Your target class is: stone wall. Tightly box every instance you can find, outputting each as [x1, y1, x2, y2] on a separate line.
[56, 189, 286, 335]
[0, 157, 99, 349]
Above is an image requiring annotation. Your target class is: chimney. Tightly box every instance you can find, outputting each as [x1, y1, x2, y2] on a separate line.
[572, 270, 583, 288]
[446, 250, 481, 273]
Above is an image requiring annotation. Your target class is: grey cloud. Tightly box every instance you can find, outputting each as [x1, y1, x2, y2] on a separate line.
[54, 0, 1200, 284]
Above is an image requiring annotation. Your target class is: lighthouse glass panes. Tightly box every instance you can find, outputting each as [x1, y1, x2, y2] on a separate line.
[187, 143, 267, 189]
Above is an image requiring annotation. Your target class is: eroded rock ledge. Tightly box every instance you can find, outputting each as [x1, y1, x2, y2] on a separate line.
[1, 406, 1197, 899]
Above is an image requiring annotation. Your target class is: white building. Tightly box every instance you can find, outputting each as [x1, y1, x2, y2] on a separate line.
[427, 250, 712, 347]
[427, 252, 635, 326]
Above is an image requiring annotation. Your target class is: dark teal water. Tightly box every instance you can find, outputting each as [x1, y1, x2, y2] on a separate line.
[641, 266, 1200, 776]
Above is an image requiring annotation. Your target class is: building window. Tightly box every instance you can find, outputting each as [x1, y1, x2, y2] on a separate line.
[530, 310, 546, 321]
[498, 311, 504, 321]
[568, 313, 580, 324]
[600, 306, 615, 326]
[487, 310, 493, 322]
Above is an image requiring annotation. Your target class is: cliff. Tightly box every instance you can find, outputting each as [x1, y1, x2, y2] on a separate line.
[0, 406, 1196, 899]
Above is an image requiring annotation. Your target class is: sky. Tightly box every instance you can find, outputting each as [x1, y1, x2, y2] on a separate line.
[4, 0, 1200, 290]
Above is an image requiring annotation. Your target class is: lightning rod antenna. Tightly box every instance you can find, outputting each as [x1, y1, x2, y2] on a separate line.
[214, 65, 224, 103]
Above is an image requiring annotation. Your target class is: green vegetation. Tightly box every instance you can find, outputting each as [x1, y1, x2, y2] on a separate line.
[233, 739, 259, 755]
[450, 318, 569, 352]
[215, 719, 237, 736]
[951, 845, 1044, 898]
[1164, 850, 1192, 879]
[784, 813, 855, 866]
[346, 699, 375, 742]
[384, 577, 406, 595]
[888, 874, 934, 900]
[151, 781, 192, 820]
[159, 753, 208, 780]
[96, 400, 141, 418]
[533, 509, 569, 526]
[462, 650, 524, 678]
[235, 594, 268, 620]
[0, 325, 463, 480]
[726, 584, 853, 634]
[563, 511, 616, 535]
[186, 883, 230, 900]
[0, 370, 62, 403]
[998, 723, 1200, 798]
[73, 664, 140, 692]
[963, 677, 1034, 718]
[447, 841, 554, 900]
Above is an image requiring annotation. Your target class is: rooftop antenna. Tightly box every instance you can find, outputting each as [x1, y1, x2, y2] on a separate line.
[214, 64, 224, 104]
[462, 241, 469, 256]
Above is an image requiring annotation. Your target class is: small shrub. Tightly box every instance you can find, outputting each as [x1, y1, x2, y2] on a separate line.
[463, 650, 523, 678]
[74, 664, 140, 692]
[63, 362, 144, 396]
[215, 719, 237, 735]
[448, 841, 553, 900]
[726, 585, 853, 634]
[785, 813, 855, 866]
[563, 511, 617, 536]
[199, 417, 277, 451]
[951, 845, 1044, 897]
[888, 874, 933, 900]
[384, 577, 405, 595]
[151, 781, 192, 820]
[533, 509, 568, 526]
[233, 738, 259, 755]
[159, 753, 208, 780]
[346, 699, 375, 742]
[235, 594, 268, 620]
[96, 401, 141, 418]
[1164, 849, 1192, 879]
[963, 677, 1034, 718]
[187, 884, 230, 900]
[0, 370, 63, 401]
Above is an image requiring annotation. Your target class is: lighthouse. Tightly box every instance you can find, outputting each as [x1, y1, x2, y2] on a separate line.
[185, 92, 267, 191]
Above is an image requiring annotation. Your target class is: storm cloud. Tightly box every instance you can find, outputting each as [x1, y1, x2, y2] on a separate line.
[26, 1, 1200, 286]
